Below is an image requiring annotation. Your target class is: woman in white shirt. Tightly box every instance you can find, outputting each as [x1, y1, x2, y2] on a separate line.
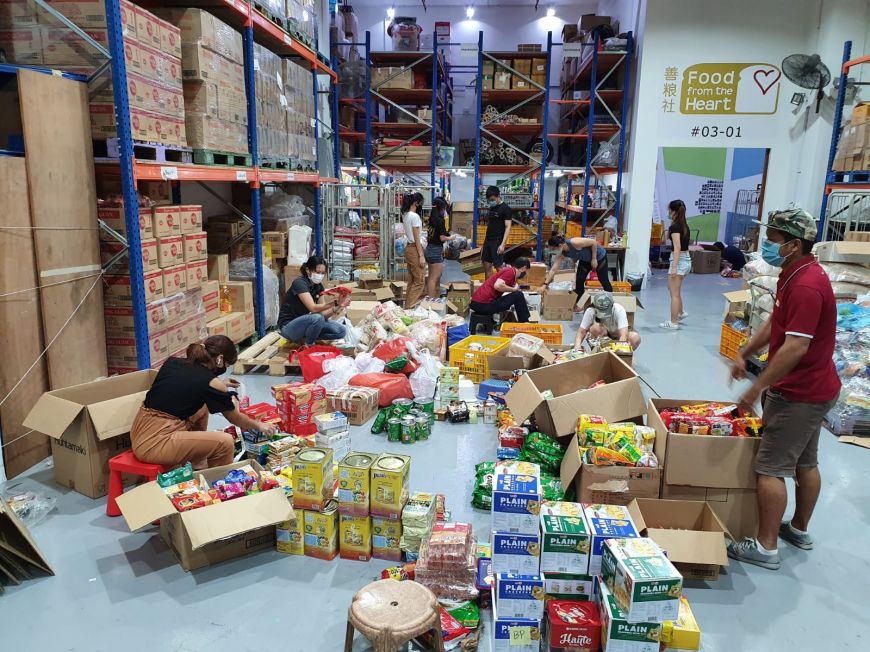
[402, 192, 426, 308]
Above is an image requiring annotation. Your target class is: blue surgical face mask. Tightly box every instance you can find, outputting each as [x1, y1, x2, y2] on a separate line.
[488, 199, 497, 207]
[760, 239, 786, 267]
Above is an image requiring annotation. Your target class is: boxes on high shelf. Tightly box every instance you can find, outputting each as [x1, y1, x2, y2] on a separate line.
[133, 3, 162, 48]
[100, 238, 159, 273]
[104, 303, 166, 337]
[156, 7, 243, 62]
[263, 231, 287, 259]
[184, 112, 248, 154]
[181, 42, 245, 94]
[177, 204, 202, 233]
[183, 231, 208, 262]
[0, 0, 38, 28]
[105, 331, 169, 369]
[157, 235, 184, 268]
[41, 26, 108, 68]
[98, 205, 153, 241]
[152, 206, 183, 237]
[163, 264, 188, 296]
[0, 26, 43, 65]
[186, 260, 208, 290]
[89, 103, 187, 146]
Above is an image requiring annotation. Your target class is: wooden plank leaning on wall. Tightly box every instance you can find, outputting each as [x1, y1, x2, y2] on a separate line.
[18, 69, 108, 389]
[0, 157, 51, 478]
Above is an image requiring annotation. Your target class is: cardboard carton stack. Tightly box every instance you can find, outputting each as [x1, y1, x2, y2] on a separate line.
[283, 58, 317, 170]
[206, 279, 256, 343]
[833, 103, 870, 172]
[286, 0, 317, 48]
[160, 8, 248, 155]
[101, 203, 210, 372]
[254, 43, 287, 164]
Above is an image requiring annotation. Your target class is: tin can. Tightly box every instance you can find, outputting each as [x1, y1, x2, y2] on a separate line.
[414, 398, 435, 415]
[391, 398, 413, 416]
[400, 416, 416, 444]
[371, 407, 390, 434]
[415, 415, 430, 441]
[387, 418, 402, 442]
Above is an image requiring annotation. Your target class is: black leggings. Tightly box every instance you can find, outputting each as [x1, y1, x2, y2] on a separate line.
[576, 258, 612, 295]
[470, 291, 530, 323]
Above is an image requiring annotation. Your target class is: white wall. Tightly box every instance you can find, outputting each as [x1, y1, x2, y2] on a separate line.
[622, 0, 870, 276]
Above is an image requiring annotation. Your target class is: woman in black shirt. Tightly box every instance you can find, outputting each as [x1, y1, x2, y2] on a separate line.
[424, 197, 457, 298]
[277, 255, 349, 345]
[131, 335, 277, 470]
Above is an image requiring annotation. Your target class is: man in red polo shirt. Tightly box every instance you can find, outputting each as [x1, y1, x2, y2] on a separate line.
[728, 208, 840, 570]
[470, 257, 531, 323]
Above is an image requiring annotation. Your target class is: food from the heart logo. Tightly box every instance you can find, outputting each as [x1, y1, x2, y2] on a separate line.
[680, 63, 781, 114]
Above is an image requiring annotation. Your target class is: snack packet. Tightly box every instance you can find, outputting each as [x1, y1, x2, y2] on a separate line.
[589, 446, 633, 466]
[157, 462, 193, 488]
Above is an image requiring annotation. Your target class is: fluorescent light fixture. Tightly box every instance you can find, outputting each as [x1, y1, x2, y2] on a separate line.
[466, 6, 475, 20]
[547, 7, 556, 17]
[387, 6, 395, 19]
[303, 10, 309, 21]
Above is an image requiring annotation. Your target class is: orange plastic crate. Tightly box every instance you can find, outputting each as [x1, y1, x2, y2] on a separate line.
[585, 280, 632, 293]
[498, 322, 564, 346]
[719, 323, 747, 360]
[448, 335, 511, 383]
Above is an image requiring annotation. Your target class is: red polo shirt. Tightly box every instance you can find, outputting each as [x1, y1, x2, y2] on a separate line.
[472, 267, 517, 304]
[768, 255, 840, 402]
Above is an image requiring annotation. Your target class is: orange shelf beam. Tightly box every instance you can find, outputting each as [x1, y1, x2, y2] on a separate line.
[843, 55, 870, 73]
[102, 159, 323, 185]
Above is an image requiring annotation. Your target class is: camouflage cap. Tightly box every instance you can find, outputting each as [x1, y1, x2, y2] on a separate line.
[592, 292, 614, 318]
[754, 208, 817, 241]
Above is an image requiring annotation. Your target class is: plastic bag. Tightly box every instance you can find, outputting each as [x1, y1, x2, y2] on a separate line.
[317, 355, 359, 391]
[355, 351, 386, 374]
[297, 345, 343, 382]
[742, 253, 781, 280]
[410, 351, 443, 399]
[372, 337, 420, 374]
[4, 490, 57, 528]
[229, 259, 280, 327]
[349, 372, 413, 406]
[411, 319, 444, 353]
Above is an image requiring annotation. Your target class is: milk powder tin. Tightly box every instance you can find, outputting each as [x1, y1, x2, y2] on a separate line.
[338, 452, 375, 516]
[370, 454, 411, 518]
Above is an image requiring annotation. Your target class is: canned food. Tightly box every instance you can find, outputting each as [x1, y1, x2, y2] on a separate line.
[387, 418, 402, 442]
[392, 398, 413, 416]
[415, 415, 430, 440]
[400, 416, 416, 444]
[414, 398, 435, 415]
[297, 449, 327, 463]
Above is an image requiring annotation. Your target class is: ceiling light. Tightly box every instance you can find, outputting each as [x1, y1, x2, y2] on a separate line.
[303, 10, 309, 21]
[387, 6, 395, 20]
[547, 7, 556, 17]
[466, 6, 475, 20]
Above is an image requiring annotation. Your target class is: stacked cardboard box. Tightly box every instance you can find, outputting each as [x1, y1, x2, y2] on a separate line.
[833, 103, 870, 172]
[159, 8, 248, 154]
[283, 58, 317, 169]
[100, 203, 207, 372]
[206, 279, 255, 343]
[286, 0, 317, 48]
[254, 43, 288, 163]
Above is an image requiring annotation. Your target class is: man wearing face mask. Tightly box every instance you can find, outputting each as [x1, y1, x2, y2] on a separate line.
[469, 257, 532, 323]
[727, 208, 840, 571]
[130, 335, 278, 470]
[481, 186, 513, 278]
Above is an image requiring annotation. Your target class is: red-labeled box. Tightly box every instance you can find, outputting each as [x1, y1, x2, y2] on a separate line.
[201, 279, 220, 322]
[104, 304, 167, 336]
[106, 333, 168, 365]
[104, 270, 164, 304]
[186, 260, 208, 290]
[183, 231, 208, 262]
[98, 205, 153, 240]
[133, 5, 161, 48]
[163, 264, 188, 296]
[153, 205, 181, 237]
[157, 235, 184, 268]
[179, 204, 203, 233]
[547, 600, 600, 652]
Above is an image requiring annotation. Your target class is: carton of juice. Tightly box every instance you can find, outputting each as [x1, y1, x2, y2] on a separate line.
[372, 516, 403, 561]
[599, 581, 662, 652]
[600, 537, 682, 624]
[370, 454, 411, 518]
[540, 501, 590, 575]
[292, 447, 334, 510]
[337, 452, 376, 516]
[303, 500, 338, 560]
[582, 503, 639, 576]
[276, 516, 303, 555]
[339, 514, 372, 561]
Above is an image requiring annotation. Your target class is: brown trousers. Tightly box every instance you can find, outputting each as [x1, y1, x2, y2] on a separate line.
[405, 245, 426, 309]
[130, 405, 234, 470]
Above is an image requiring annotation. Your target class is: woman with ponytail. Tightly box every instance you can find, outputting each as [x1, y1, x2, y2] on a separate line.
[277, 255, 348, 345]
[130, 335, 277, 469]
[661, 199, 692, 330]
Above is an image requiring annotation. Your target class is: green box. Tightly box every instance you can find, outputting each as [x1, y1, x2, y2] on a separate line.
[542, 572, 595, 601]
[599, 581, 662, 652]
[601, 537, 682, 624]
[539, 501, 590, 574]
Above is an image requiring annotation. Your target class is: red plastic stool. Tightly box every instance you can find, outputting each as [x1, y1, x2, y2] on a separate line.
[106, 450, 166, 517]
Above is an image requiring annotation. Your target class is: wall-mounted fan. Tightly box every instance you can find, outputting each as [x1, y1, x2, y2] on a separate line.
[782, 54, 831, 113]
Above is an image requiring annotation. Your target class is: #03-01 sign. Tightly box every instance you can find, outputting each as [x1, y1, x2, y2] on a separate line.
[658, 62, 782, 141]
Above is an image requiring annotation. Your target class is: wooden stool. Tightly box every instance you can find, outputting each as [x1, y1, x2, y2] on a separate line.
[345, 579, 445, 652]
[469, 311, 495, 335]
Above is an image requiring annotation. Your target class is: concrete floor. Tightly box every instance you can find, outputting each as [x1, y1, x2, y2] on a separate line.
[2, 267, 869, 651]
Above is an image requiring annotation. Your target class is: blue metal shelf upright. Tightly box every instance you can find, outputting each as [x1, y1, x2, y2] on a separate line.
[818, 41, 870, 240]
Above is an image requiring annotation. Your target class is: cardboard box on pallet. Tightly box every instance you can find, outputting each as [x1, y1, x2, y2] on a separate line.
[163, 264, 188, 295]
[89, 103, 187, 146]
[156, 7, 243, 62]
[104, 270, 165, 304]
[648, 398, 761, 540]
[106, 333, 169, 368]
[42, 27, 109, 68]
[98, 205, 153, 240]
[224, 280, 254, 313]
[152, 206, 182, 237]
[178, 204, 202, 233]
[183, 231, 208, 262]
[115, 460, 293, 571]
[100, 238, 159, 273]
[24, 370, 158, 498]
[186, 260, 208, 290]
[207, 253, 230, 282]
[207, 314, 230, 337]
[201, 279, 221, 321]
[0, 0, 39, 27]
[0, 27, 43, 65]
[104, 304, 167, 337]
[157, 235, 184, 268]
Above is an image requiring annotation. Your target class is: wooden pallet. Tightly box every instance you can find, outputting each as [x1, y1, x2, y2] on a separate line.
[261, 157, 291, 169]
[94, 138, 193, 164]
[233, 332, 300, 376]
[192, 148, 253, 167]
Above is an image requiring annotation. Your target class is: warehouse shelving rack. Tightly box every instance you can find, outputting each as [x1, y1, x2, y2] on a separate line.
[819, 40, 870, 241]
[552, 32, 633, 238]
[335, 30, 453, 189]
[15, 0, 340, 369]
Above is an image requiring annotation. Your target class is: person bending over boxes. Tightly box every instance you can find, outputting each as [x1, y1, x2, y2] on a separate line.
[469, 257, 532, 323]
[278, 255, 349, 345]
[574, 292, 641, 351]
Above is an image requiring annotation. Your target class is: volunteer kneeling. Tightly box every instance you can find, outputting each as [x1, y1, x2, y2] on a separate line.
[131, 335, 277, 469]
[574, 292, 641, 350]
[278, 255, 348, 345]
[469, 257, 532, 323]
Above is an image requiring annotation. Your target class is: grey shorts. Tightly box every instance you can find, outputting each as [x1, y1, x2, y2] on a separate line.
[424, 244, 444, 264]
[755, 390, 837, 477]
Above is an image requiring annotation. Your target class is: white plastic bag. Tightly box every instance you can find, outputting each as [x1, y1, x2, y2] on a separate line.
[337, 317, 362, 351]
[355, 351, 386, 374]
[318, 355, 358, 391]
[409, 350, 443, 399]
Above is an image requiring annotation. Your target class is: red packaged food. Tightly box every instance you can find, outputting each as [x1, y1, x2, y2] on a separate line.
[421, 522, 473, 571]
[172, 494, 206, 512]
[381, 562, 416, 581]
[547, 600, 601, 651]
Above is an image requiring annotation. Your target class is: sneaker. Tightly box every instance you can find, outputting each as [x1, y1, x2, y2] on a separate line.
[659, 321, 681, 330]
[678, 311, 689, 321]
[779, 521, 814, 550]
[727, 537, 781, 570]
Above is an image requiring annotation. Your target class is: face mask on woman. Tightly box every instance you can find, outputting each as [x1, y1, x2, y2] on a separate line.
[310, 272, 325, 284]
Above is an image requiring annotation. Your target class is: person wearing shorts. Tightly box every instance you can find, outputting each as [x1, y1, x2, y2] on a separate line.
[424, 197, 457, 298]
[481, 185, 512, 277]
[728, 208, 840, 571]
[661, 199, 691, 330]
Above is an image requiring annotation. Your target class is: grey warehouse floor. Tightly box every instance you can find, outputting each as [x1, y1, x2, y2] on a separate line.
[2, 267, 869, 651]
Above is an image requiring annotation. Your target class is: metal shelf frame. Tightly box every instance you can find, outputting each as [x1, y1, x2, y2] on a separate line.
[14, 0, 339, 369]
[820, 41, 870, 240]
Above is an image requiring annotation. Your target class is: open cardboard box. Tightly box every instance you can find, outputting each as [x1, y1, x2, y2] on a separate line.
[486, 345, 556, 380]
[116, 460, 293, 571]
[24, 370, 158, 498]
[648, 398, 761, 540]
[505, 352, 645, 439]
[345, 300, 380, 325]
[560, 429, 662, 506]
[626, 498, 729, 581]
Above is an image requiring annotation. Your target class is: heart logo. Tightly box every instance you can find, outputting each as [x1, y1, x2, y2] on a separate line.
[753, 68, 781, 95]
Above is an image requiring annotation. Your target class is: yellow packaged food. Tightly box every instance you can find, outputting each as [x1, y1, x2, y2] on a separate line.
[578, 414, 608, 432]
[304, 501, 338, 560]
[661, 596, 701, 650]
[590, 446, 633, 466]
[339, 514, 372, 561]
[276, 517, 304, 555]
[583, 428, 609, 447]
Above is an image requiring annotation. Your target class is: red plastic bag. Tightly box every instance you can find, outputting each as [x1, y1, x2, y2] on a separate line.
[371, 337, 419, 374]
[349, 373, 413, 407]
[296, 345, 342, 382]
